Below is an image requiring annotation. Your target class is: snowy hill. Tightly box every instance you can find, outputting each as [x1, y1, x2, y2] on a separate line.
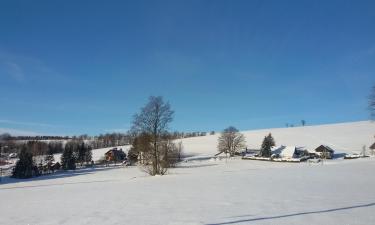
[48, 121, 375, 162]
[180, 121, 375, 157]
[2, 122, 375, 225]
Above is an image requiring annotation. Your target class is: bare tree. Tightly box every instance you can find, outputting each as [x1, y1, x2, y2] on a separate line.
[132, 96, 174, 175]
[217, 126, 246, 157]
[128, 132, 152, 165]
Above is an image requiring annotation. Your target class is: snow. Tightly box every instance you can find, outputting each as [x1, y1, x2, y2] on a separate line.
[1, 121, 375, 224]
[180, 121, 375, 158]
[1, 157, 375, 225]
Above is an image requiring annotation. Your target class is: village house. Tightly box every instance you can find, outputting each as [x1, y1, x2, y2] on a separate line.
[315, 145, 335, 159]
[105, 148, 126, 162]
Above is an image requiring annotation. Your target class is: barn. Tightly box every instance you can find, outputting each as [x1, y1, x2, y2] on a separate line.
[315, 145, 335, 159]
[105, 148, 127, 162]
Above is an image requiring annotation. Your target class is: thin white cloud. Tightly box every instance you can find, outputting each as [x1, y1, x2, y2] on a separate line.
[0, 127, 42, 136]
[2, 61, 25, 82]
[366, 45, 375, 56]
[0, 119, 60, 128]
[0, 50, 67, 83]
[103, 128, 129, 133]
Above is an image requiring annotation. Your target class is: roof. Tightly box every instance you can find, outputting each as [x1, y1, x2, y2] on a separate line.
[370, 142, 375, 149]
[315, 145, 334, 153]
[105, 149, 122, 155]
[272, 146, 297, 158]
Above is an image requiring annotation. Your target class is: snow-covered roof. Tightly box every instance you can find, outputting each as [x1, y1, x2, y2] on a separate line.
[305, 148, 316, 153]
[271, 146, 284, 154]
[272, 146, 297, 158]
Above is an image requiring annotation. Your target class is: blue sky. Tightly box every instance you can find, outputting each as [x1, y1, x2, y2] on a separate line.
[0, 0, 374, 136]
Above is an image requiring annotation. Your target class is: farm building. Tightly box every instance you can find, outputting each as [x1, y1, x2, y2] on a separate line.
[315, 145, 335, 159]
[105, 148, 126, 162]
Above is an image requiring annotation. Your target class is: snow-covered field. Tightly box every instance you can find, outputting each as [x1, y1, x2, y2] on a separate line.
[180, 121, 375, 158]
[1, 157, 374, 225]
[1, 121, 375, 225]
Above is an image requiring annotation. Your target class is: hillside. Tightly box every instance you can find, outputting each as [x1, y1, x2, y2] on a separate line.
[2, 122, 375, 225]
[180, 121, 375, 157]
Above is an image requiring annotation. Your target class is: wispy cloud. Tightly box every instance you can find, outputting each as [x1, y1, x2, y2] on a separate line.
[0, 119, 62, 128]
[2, 61, 25, 82]
[103, 127, 129, 133]
[366, 45, 375, 56]
[0, 50, 67, 83]
[0, 127, 42, 136]
[345, 44, 375, 63]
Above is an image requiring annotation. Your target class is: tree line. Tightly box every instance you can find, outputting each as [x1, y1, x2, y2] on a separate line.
[1, 130, 212, 155]
[11, 140, 93, 178]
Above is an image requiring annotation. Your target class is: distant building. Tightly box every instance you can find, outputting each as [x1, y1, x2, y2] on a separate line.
[105, 148, 126, 162]
[315, 145, 335, 159]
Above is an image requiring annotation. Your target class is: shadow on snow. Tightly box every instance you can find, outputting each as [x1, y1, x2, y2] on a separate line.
[0, 165, 124, 187]
[206, 202, 375, 225]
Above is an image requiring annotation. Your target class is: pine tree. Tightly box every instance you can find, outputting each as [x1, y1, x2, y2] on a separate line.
[44, 147, 55, 165]
[12, 146, 39, 178]
[61, 143, 76, 170]
[84, 145, 92, 165]
[259, 133, 275, 157]
[77, 142, 86, 167]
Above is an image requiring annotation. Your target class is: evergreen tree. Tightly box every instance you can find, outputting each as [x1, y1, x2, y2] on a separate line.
[259, 133, 275, 157]
[84, 145, 93, 165]
[61, 143, 76, 170]
[77, 142, 86, 167]
[12, 146, 39, 178]
[44, 147, 55, 165]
